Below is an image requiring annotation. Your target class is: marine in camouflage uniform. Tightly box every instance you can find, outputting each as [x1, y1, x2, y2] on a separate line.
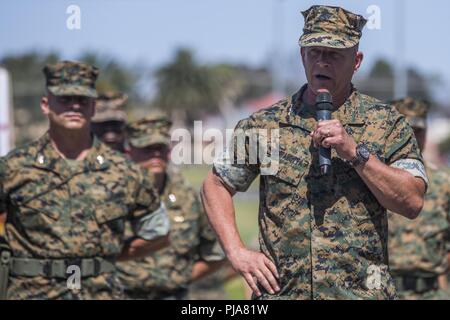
[91, 91, 128, 153]
[116, 112, 226, 300]
[388, 98, 450, 299]
[0, 61, 170, 300]
[201, 5, 428, 300]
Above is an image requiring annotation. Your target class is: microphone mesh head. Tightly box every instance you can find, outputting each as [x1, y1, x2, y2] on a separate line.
[316, 91, 332, 105]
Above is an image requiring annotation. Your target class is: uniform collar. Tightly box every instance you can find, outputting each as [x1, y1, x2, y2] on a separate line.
[281, 84, 366, 132]
[33, 132, 110, 177]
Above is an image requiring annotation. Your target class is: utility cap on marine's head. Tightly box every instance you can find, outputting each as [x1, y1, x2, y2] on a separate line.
[391, 97, 431, 129]
[43, 60, 99, 98]
[127, 110, 172, 148]
[299, 5, 367, 49]
[92, 91, 128, 123]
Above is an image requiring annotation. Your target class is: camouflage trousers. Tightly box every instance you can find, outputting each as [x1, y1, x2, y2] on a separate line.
[6, 273, 124, 300]
[124, 288, 188, 300]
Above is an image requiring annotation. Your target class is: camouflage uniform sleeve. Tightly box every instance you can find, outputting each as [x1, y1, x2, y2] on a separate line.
[194, 192, 226, 262]
[0, 158, 6, 213]
[384, 108, 428, 187]
[129, 167, 170, 240]
[213, 118, 260, 192]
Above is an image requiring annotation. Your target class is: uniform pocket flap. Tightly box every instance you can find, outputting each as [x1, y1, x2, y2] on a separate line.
[272, 152, 308, 186]
[94, 202, 128, 224]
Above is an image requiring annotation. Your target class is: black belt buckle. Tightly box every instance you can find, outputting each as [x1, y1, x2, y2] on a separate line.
[93, 258, 101, 277]
[65, 258, 82, 273]
[403, 276, 417, 291]
[42, 260, 53, 277]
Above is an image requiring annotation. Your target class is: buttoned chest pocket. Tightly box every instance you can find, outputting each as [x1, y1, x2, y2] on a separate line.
[94, 201, 128, 235]
[263, 149, 309, 222]
[9, 180, 64, 229]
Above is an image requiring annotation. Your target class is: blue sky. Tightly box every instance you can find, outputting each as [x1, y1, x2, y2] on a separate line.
[1, 0, 449, 102]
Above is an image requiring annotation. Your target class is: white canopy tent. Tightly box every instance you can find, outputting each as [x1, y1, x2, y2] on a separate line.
[0, 67, 14, 156]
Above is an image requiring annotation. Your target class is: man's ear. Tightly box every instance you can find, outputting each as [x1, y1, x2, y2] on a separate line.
[354, 51, 364, 73]
[40, 95, 50, 115]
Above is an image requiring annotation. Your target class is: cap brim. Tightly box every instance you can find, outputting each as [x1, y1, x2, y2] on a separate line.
[91, 112, 127, 123]
[47, 85, 98, 98]
[129, 135, 170, 148]
[299, 33, 359, 49]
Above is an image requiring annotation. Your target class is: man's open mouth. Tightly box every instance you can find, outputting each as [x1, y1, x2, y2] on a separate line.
[315, 74, 332, 80]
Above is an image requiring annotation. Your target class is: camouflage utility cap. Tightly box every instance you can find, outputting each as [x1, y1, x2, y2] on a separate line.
[391, 97, 430, 129]
[299, 5, 367, 49]
[43, 60, 99, 98]
[127, 111, 172, 147]
[92, 91, 128, 123]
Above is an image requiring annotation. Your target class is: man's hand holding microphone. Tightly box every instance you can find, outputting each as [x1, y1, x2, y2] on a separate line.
[311, 89, 358, 172]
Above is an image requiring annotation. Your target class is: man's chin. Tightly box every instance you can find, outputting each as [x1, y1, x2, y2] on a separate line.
[61, 120, 87, 130]
[149, 167, 165, 174]
[307, 78, 332, 90]
[312, 83, 334, 95]
[140, 162, 165, 173]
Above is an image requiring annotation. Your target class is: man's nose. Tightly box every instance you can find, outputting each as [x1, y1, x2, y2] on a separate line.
[150, 150, 162, 157]
[104, 131, 118, 141]
[316, 52, 331, 66]
[71, 102, 81, 110]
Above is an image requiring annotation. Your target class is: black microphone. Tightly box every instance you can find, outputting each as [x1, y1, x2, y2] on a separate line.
[315, 90, 333, 175]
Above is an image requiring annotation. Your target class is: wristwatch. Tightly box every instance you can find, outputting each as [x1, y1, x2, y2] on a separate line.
[348, 143, 370, 167]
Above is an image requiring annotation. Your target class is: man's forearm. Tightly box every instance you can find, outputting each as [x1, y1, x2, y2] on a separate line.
[200, 171, 244, 258]
[191, 260, 228, 282]
[117, 235, 169, 261]
[355, 156, 425, 219]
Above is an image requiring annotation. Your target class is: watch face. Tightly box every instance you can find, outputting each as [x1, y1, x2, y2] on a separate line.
[358, 145, 370, 160]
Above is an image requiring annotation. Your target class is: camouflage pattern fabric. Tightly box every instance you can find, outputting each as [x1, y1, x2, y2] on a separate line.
[388, 164, 450, 300]
[92, 91, 128, 123]
[213, 84, 424, 300]
[0, 133, 161, 299]
[126, 111, 172, 148]
[390, 98, 430, 129]
[299, 5, 367, 49]
[116, 168, 224, 299]
[43, 61, 99, 98]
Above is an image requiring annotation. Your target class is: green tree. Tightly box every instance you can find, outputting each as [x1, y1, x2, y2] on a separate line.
[153, 49, 217, 123]
[153, 48, 272, 125]
[358, 58, 434, 103]
[77, 52, 139, 99]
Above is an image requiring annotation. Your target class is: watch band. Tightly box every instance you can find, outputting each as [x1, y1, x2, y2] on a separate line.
[348, 143, 370, 168]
